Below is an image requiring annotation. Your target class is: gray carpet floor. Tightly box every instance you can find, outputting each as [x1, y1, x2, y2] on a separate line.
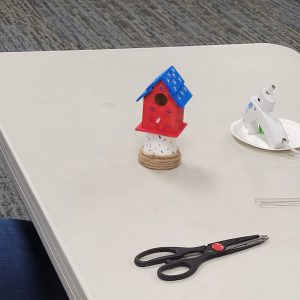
[0, 0, 299, 220]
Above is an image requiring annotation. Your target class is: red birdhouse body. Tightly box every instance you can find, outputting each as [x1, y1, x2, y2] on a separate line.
[136, 81, 186, 137]
[135, 66, 192, 138]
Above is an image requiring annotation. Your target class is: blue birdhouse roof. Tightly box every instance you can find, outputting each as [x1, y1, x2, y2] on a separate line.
[136, 66, 192, 108]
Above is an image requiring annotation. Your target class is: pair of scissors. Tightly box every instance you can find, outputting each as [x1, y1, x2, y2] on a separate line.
[134, 235, 269, 281]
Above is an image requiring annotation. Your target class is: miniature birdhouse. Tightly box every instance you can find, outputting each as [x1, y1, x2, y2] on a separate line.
[135, 66, 193, 170]
[135, 66, 192, 138]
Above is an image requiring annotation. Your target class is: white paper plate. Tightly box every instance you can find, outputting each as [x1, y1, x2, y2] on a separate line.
[230, 118, 300, 151]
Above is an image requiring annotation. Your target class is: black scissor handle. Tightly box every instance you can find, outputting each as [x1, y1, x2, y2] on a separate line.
[135, 245, 206, 267]
[157, 257, 202, 281]
[134, 247, 180, 267]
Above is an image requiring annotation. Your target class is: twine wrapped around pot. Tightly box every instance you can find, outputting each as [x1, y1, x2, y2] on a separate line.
[138, 148, 181, 170]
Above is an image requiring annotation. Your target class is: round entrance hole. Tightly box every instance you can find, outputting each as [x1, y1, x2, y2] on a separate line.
[155, 93, 168, 106]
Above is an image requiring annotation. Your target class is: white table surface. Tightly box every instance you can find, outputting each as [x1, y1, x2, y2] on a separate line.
[0, 44, 300, 300]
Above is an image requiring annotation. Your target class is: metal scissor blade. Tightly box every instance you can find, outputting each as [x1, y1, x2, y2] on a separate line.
[226, 235, 269, 251]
